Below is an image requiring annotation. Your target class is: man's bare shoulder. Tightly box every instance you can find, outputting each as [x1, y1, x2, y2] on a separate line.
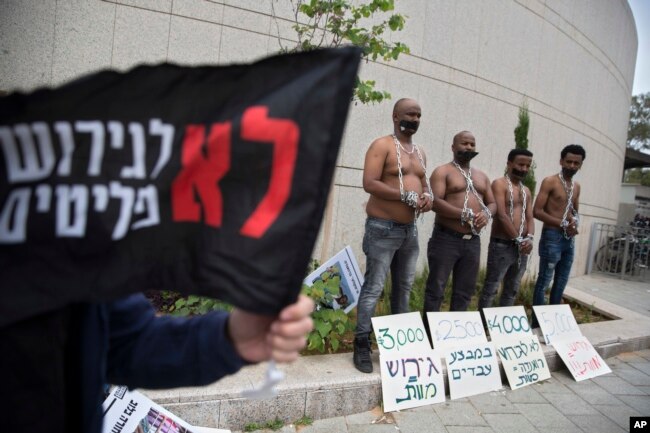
[433, 162, 454, 174]
[492, 176, 507, 190]
[367, 135, 394, 152]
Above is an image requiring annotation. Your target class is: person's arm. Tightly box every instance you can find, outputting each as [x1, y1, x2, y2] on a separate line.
[418, 150, 434, 212]
[533, 177, 562, 228]
[520, 186, 535, 255]
[492, 179, 519, 239]
[430, 166, 462, 218]
[473, 172, 496, 229]
[106, 294, 313, 389]
[362, 139, 399, 200]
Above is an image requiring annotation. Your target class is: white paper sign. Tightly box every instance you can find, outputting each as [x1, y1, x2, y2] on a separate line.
[379, 349, 446, 412]
[532, 304, 581, 345]
[372, 312, 431, 355]
[444, 341, 502, 400]
[102, 386, 232, 433]
[552, 336, 612, 381]
[494, 335, 551, 390]
[483, 306, 532, 343]
[427, 311, 487, 350]
[304, 245, 363, 313]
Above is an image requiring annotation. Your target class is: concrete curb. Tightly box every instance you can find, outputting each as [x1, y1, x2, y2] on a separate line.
[143, 284, 650, 431]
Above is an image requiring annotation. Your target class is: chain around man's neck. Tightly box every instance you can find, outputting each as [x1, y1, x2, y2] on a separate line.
[393, 134, 433, 220]
[452, 160, 491, 235]
[558, 172, 575, 239]
[505, 174, 526, 238]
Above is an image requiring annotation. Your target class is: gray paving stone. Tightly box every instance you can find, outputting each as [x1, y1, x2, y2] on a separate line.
[593, 403, 642, 429]
[467, 392, 520, 414]
[446, 427, 495, 433]
[514, 403, 578, 429]
[634, 349, 650, 360]
[610, 363, 650, 386]
[299, 416, 349, 433]
[504, 384, 547, 403]
[345, 410, 381, 425]
[532, 376, 574, 394]
[616, 394, 650, 414]
[638, 385, 650, 395]
[616, 352, 648, 363]
[348, 424, 397, 433]
[570, 413, 626, 433]
[551, 369, 578, 386]
[541, 392, 600, 415]
[433, 401, 488, 426]
[392, 409, 446, 433]
[592, 374, 648, 395]
[631, 361, 650, 376]
[563, 380, 625, 405]
[483, 413, 538, 433]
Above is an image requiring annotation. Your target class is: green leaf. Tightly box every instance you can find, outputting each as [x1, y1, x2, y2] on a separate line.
[315, 320, 332, 338]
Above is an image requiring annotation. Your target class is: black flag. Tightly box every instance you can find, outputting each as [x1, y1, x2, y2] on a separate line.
[0, 47, 361, 326]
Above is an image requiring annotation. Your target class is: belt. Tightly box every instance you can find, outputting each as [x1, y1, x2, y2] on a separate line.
[435, 224, 477, 240]
[491, 237, 516, 246]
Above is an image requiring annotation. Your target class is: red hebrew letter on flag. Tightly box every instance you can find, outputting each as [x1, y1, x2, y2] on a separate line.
[240, 106, 299, 238]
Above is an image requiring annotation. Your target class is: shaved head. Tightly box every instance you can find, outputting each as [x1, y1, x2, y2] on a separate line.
[453, 130, 473, 145]
[393, 98, 418, 114]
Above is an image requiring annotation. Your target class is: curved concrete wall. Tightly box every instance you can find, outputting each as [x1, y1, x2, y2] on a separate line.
[0, 0, 638, 279]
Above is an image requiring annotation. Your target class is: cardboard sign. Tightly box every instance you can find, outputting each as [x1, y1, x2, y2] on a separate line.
[532, 305, 581, 345]
[426, 311, 487, 350]
[379, 349, 446, 412]
[372, 312, 431, 355]
[553, 336, 612, 381]
[304, 246, 363, 313]
[444, 341, 502, 400]
[494, 335, 551, 390]
[482, 306, 532, 343]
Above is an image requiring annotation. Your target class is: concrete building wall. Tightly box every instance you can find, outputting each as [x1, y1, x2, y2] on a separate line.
[0, 0, 638, 280]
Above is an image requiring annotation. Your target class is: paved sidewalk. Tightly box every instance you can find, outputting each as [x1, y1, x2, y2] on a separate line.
[236, 349, 650, 433]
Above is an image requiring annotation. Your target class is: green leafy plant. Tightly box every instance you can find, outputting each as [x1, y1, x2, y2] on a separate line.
[273, 0, 410, 104]
[294, 415, 313, 426]
[302, 278, 355, 353]
[160, 293, 232, 317]
[513, 101, 537, 198]
[243, 418, 284, 432]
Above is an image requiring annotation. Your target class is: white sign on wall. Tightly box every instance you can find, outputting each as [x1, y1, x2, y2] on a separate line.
[532, 304, 581, 345]
[426, 311, 487, 351]
[494, 335, 551, 390]
[482, 306, 532, 343]
[552, 336, 612, 381]
[444, 341, 502, 400]
[372, 312, 431, 355]
[379, 349, 446, 412]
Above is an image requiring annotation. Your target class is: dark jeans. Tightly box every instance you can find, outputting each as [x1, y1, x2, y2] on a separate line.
[531, 228, 575, 327]
[478, 239, 528, 309]
[424, 226, 480, 313]
[355, 217, 419, 336]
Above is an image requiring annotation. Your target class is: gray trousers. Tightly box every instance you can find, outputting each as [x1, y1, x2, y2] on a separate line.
[478, 238, 528, 309]
[423, 226, 480, 313]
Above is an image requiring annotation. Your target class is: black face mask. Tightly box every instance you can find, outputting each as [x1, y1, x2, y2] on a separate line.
[562, 167, 578, 178]
[511, 168, 528, 178]
[456, 150, 478, 162]
[399, 119, 419, 133]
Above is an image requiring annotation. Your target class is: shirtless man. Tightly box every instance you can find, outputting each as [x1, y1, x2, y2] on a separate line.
[423, 131, 496, 318]
[478, 149, 534, 310]
[353, 98, 433, 373]
[532, 144, 585, 324]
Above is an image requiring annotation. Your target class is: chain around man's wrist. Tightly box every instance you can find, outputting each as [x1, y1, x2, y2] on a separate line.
[401, 190, 419, 208]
